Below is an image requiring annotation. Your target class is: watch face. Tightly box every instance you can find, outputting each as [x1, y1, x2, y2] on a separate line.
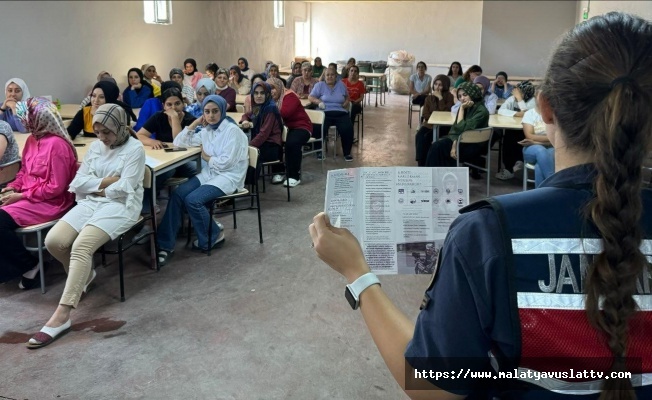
[345, 287, 358, 310]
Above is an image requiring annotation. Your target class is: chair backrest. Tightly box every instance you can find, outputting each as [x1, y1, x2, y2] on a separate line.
[282, 126, 288, 142]
[248, 146, 259, 169]
[63, 119, 72, 128]
[459, 128, 493, 144]
[236, 104, 245, 113]
[0, 159, 21, 186]
[305, 109, 325, 125]
[143, 166, 153, 189]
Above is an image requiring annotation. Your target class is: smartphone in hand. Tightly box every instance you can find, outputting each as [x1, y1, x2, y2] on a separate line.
[164, 147, 188, 152]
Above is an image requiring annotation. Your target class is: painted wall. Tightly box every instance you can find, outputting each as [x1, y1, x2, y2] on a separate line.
[310, 1, 484, 67]
[0, 1, 304, 103]
[479, 1, 578, 78]
[576, 1, 652, 23]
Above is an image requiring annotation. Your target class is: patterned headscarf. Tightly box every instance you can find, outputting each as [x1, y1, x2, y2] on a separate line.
[202, 95, 236, 130]
[250, 82, 282, 139]
[92, 104, 134, 149]
[169, 68, 184, 79]
[267, 77, 288, 110]
[516, 80, 535, 101]
[16, 97, 77, 160]
[458, 82, 483, 102]
[195, 78, 216, 96]
[5, 78, 31, 100]
[473, 75, 491, 95]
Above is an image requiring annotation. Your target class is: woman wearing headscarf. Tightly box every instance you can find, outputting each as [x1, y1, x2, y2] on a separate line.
[0, 121, 19, 166]
[123, 68, 154, 109]
[238, 57, 255, 81]
[268, 78, 312, 188]
[183, 58, 203, 89]
[415, 74, 455, 167]
[0, 98, 77, 289]
[266, 64, 286, 87]
[312, 57, 325, 79]
[27, 104, 147, 349]
[425, 82, 489, 171]
[450, 75, 499, 116]
[262, 60, 274, 79]
[286, 62, 303, 89]
[68, 80, 136, 139]
[79, 72, 120, 109]
[490, 71, 513, 99]
[495, 80, 538, 180]
[243, 74, 267, 115]
[214, 68, 237, 112]
[157, 95, 248, 264]
[169, 68, 196, 105]
[1, 78, 31, 132]
[185, 78, 216, 118]
[240, 82, 283, 165]
[229, 65, 252, 95]
[141, 64, 162, 97]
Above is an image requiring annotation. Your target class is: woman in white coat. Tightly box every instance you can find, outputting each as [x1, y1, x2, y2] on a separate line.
[28, 104, 146, 349]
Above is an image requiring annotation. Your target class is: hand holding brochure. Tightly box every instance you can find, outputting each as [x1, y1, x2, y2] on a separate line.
[324, 167, 469, 275]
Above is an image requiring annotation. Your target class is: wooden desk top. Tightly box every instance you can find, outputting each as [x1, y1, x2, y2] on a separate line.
[359, 72, 386, 79]
[427, 112, 523, 130]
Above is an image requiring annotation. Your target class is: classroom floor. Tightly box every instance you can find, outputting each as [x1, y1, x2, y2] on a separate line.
[0, 93, 524, 400]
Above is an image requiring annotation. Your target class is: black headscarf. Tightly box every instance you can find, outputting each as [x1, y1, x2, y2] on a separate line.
[238, 57, 250, 72]
[184, 58, 197, 75]
[92, 80, 137, 122]
[230, 65, 245, 84]
[127, 67, 154, 94]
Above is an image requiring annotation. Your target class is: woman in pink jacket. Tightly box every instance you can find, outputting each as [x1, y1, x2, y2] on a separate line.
[0, 97, 78, 288]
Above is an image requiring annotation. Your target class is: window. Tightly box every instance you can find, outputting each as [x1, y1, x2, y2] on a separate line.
[273, 0, 285, 28]
[294, 20, 310, 58]
[144, 0, 172, 25]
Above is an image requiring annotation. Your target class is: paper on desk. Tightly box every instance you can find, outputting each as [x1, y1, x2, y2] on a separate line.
[324, 167, 469, 275]
[145, 155, 162, 168]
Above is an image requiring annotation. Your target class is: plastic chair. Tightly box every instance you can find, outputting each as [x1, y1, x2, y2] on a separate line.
[408, 94, 422, 128]
[260, 127, 291, 201]
[16, 220, 59, 294]
[522, 162, 536, 191]
[456, 127, 494, 197]
[303, 109, 326, 172]
[0, 159, 21, 187]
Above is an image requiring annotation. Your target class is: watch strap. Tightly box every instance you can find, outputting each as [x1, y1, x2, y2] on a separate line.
[347, 272, 380, 303]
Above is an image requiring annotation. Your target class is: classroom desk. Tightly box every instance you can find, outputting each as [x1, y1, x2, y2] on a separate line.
[360, 72, 387, 107]
[426, 112, 523, 140]
[235, 95, 310, 108]
[58, 104, 141, 120]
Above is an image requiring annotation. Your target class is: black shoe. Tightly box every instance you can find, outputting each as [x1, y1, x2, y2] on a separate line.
[19, 269, 41, 290]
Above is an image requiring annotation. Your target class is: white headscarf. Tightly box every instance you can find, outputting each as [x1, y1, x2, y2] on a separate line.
[5, 78, 31, 99]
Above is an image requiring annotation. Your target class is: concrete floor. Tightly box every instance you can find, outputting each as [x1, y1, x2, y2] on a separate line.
[0, 93, 524, 400]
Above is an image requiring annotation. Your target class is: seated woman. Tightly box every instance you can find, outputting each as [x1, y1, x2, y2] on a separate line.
[447, 61, 463, 87]
[141, 64, 162, 97]
[205, 62, 219, 80]
[185, 78, 216, 119]
[0, 98, 77, 289]
[450, 75, 499, 116]
[520, 107, 555, 187]
[157, 95, 248, 263]
[79, 72, 120, 108]
[341, 58, 357, 80]
[268, 78, 315, 187]
[214, 68, 237, 112]
[137, 87, 197, 211]
[425, 82, 489, 175]
[309, 68, 355, 162]
[286, 62, 303, 89]
[134, 81, 181, 131]
[291, 62, 318, 100]
[68, 81, 136, 139]
[312, 57, 325, 79]
[29, 104, 146, 349]
[342, 65, 366, 124]
[491, 71, 513, 99]
[183, 58, 203, 89]
[0, 121, 19, 166]
[320, 63, 343, 82]
[409, 61, 433, 106]
[228, 65, 252, 95]
[240, 82, 284, 166]
[169, 68, 196, 105]
[266, 64, 286, 87]
[415, 74, 455, 167]
[243, 74, 267, 114]
[495, 81, 538, 180]
[454, 64, 482, 88]
[1, 78, 30, 132]
[123, 68, 154, 109]
[238, 57, 255, 81]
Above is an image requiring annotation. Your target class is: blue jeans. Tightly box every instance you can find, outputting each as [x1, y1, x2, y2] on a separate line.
[523, 145, 555, 187]
[142, 161, 198, 214]
[157, 176, 225, 252]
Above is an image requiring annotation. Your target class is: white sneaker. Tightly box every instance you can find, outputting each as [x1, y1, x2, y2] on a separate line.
[513, 161, 524, 172]
[283, 178, 301, 188]
[495, 169, 515, 180]
[272, 174, 284, 184]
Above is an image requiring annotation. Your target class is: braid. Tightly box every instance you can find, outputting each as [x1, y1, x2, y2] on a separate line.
[539, 12, 652, 399]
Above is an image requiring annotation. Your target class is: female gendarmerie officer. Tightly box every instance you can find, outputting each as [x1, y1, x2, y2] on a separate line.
[309, 12, 651, 400]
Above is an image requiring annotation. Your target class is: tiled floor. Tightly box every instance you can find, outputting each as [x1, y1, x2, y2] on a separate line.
[0, 92, 526, 400]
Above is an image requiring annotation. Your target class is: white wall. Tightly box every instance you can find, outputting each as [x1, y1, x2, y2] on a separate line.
[480, 1, 577, 77]
[0, 1, 304, 103]
[576, 1, 652, 23]
[310, 1, 484, 67]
